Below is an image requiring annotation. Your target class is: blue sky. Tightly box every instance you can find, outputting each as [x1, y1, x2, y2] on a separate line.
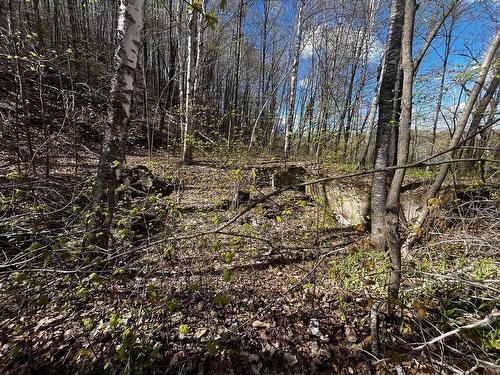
[234, 0, 499, 130]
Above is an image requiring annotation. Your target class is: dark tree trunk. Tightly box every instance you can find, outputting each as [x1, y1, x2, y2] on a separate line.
[385, 0, 416, 316]
[370, 0, 404, 250]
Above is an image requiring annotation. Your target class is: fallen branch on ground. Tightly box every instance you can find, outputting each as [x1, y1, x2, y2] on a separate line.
[413, 311, 500, 351]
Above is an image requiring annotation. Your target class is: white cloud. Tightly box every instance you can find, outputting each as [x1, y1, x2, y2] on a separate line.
[367, 38, 384, 64]
[301, 25, 326, 58]
[301, 25, 384, 64]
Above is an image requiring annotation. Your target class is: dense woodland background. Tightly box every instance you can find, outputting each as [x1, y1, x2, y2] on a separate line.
[0, 0, 499, 374]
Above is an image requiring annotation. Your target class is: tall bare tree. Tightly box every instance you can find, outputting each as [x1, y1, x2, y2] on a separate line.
[85, 0, 146, 250]
[370, 0, 405, 251]
[384, 0, 416, 315]
[182, 7, 196, 164]
[430, 12, 456, 154]
[402, 27, 500, 255]
[284, 0, 306, 160]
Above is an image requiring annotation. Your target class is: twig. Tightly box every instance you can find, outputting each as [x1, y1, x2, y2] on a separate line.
[230, 246, 350, 333]
[172, 160, 487, 242]
[370, 301, 382, 358]
[413, 311, 500, 351]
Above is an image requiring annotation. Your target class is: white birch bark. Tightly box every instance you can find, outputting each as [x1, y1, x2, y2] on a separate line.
[182, 9, 195, 164]
[85, 0, 145, 250]
[284, 0, 306, 159]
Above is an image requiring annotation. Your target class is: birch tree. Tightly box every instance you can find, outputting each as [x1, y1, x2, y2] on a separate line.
[182, 7, 196, 164]
[284, 0, 306, 160]
[85, 0, 145, 250]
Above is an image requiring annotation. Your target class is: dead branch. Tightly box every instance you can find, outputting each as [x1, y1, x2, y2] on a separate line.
[413, 311, 500, 351]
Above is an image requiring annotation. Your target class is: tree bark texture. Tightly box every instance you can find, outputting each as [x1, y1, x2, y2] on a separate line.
[370, 0, 404, 251]
[284, 0, 306, 160]
[85, 0, 145, 250]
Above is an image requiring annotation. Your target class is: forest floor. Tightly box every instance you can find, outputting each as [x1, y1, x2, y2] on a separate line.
[0, 152, 499, 374]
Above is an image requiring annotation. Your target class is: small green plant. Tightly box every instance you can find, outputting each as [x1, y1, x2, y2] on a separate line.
[405, 167, 436, 179]
[163, 243, 175, 258]
[122, 327, 133, 341]
[223, 268, 231, 282]
[469, 179, 484, 190]
[109, 313, 121, 327]
[117, 227, 130, 239]
[166, 299, 180, 313]
[186, 283, 200, 292]
[179, 324, 189, 335]
[197, 236, 208, 249]
[147, 282, 159, 302]
[10, 271, 27, 283]
[214, 293, 229, 306]
[440, 256, 448, 274]
[5, 171, 23, 181]
[479, 324, 500, 352]
[230, 168, 242, 182]
[297, 199, 308, 208]
[88, 272, 100, 283]
[338, 294, 346, 321]
[206, 340, 218, 355]
[130, 206, 141, 216]
[224, 251, 234, 263]
[27, 241, 43, 252]
[116, 184, 129, 194]
[328, 249, 389, 293]
[212, 241, 221, 252]
[303, 282, 313, 290]
[37, 294, 49, 305]
[147, 159, 160, 169]
[75, 287, 88, 298]
[241, 222, 253, 231]
[82, 318, 93, 331]
[112, 267, 127, 279]
[111, 160, 122, 169]
[471, 258, 496, 281]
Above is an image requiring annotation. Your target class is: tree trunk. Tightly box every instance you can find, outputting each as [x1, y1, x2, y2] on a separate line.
[167, 0, 177, 108]
[388, 66, 403, 174]
[53, 0, 60, 54]
[177, 0, 184, 153]
[229, 0, 244, 150]
[462, 66, 500, 163]
[84, 0, 145, 251]
[385, 0, 416, 315]
[182, 8, 197, 164]
[284, 0, 306, 160]
[32, 0, 44, 49]
[193, 3, 204, 97]
[357, 63, 383, 170]
[402, 28, 500, 255]
[67, 0, 81, 79]
[258, 0, 269, 147]
[370, 0, 404, 251]
[413, 0, 457, 74]
[474, 95, 498, 162]
[431, 15, 455, 155]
